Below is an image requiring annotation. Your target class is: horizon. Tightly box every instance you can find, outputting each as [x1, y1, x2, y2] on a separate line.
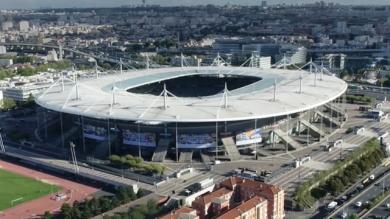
[0, 0, 390, 10]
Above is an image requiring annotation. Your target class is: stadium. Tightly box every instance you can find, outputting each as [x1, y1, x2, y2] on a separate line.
[35, 64, 348, 163]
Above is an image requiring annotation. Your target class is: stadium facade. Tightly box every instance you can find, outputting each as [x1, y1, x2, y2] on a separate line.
[35, 65, 348, 162]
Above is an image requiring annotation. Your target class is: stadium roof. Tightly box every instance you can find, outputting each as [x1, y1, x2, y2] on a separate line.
[35, 66, 347, 123]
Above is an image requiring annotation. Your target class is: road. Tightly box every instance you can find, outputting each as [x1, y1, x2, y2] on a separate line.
[277, 100, 390, 196]
[365, 196, 390, 219]
[326, 171, 390, 219]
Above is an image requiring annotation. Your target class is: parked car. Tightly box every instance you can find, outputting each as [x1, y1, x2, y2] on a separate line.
[327, 201, 338, 210]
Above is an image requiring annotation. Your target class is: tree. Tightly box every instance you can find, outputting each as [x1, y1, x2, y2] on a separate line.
[327, 177, 344, 195]
[348, 213, 358, 219]
[42, 211, 53, 219]
[146, 199, 158, 215]
[2, 98, 16, 110]
[108, 155, 122, 166]
[128, 208, 145, 219]
[60, 203, 73, 219]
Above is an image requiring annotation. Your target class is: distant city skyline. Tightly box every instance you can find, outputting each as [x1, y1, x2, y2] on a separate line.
[0, 0, 390, 9]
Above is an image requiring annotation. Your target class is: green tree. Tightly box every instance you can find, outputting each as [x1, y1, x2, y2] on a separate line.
[42, 211, 53, 219]
[128, 209, 145, 219]
[2, 98, 16, 110]
[108, 155, 122, 166]
[60, 203, 73, 219]
[348, 213, 358, 219]
[146, 199, 158, 215]
[327, 177, 344, 195]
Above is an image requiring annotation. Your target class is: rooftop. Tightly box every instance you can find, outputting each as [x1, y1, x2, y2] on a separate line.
[35, 66, 347, 123]
[192, 187, 232, 206]
[221, 177, 282, 195]
[215, 196, 267, 219]
[159, 206, 198, 219]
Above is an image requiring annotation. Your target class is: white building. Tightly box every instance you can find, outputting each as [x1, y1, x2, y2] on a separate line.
[0, 59, 13, 66]
[3, 83, 51, 102]
[18, 21, 29, 32]
[1, 21, 13, 31]
[0, 46, 6, 54]
[258, 56, 272, 69]
[47, 49, 59, 62]
[289, 47, 307, 65]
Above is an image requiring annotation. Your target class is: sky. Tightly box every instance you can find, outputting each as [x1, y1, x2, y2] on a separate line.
[0, 0, 389, 9]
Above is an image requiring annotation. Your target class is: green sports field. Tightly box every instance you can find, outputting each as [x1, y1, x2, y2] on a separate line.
[0, 168, 59, 211]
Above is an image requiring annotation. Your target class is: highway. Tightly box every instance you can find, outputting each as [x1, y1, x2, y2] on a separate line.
[280, 100, 390, 194]
[326, 171, 390, 219]
[365, 195, 390, 218]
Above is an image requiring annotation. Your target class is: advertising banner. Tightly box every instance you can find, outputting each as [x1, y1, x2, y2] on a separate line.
[178, 134, 215, 149]
[122, 130, 156, 147]
[236, 128, 262, 146]
[83, 125, 107, 141]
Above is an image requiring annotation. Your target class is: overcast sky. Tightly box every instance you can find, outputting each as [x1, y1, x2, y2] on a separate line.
[0, 0, 389, 9]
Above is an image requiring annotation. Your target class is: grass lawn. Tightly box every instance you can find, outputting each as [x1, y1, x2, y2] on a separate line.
[0, 168, 59, 211]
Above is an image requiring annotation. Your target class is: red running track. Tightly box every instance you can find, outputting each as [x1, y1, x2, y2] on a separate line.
[0, 160, 99, 219]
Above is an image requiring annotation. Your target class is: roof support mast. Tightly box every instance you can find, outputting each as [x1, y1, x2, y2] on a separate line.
[224, 82, 228, 108]
[299, 73, 303, 94]
[75, 76, 80, 100]
[61, 72, 65, 92]
[146, 54, 150, 69]
[273, 78, 277, 102]
[163, 83, 168, 109]
[112, 83, 117, 106]
[95, 59, 98, 79]
[120, 58, 123, 74]
[181, 53, 184, 68]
